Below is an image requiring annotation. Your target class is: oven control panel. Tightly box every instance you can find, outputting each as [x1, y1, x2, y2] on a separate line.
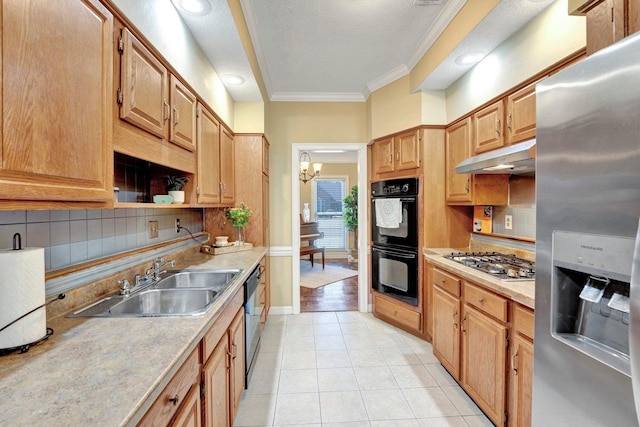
[371, 178, 418, 197]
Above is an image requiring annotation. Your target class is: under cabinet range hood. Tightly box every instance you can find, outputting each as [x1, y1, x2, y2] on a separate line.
[455, 139, 536, 174]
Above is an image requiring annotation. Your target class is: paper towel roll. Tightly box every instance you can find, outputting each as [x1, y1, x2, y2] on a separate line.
[0, 247, 46, 349]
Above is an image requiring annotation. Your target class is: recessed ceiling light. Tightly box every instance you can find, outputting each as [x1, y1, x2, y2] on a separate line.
[177, 0, 210, 15]
[222, 74, 245, 85]
[455, 52, 485, 66]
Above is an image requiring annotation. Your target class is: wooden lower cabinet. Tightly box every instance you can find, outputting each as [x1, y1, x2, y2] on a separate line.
[201, 289, 245, 427]
[372, 292, 422, 336]
[432, 286, 461, 381]
[461, 304, 508, 426]
[509, 304, 535, 427]
[139, 348, 201, 427]
[171, 384, 202, 427]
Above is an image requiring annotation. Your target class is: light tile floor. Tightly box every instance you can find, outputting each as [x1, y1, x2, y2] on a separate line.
[234, 311, 494, 427]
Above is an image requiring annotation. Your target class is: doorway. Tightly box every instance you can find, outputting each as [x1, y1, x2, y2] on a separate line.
[291, 143, 368, 315]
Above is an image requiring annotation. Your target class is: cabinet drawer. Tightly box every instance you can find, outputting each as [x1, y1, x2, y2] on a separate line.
[464, 282, 508, 322]
[374, 295, 421, 331]
[513, 304, 535, 340]
[433, 268, 461, 297]
[139, 346, 200, 427]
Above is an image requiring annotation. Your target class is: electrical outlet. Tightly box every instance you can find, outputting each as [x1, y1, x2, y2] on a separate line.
[149, 221, 159, 239]
[175, 218, 181, 233]
[505, 215, 513, 230]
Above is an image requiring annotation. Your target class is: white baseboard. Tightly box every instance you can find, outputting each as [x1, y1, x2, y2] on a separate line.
[268, 306, 293, 315]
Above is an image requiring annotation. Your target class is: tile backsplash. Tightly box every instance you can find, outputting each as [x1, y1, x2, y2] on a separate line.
[0, 208, 203, 272]
[492, 206, 536, 239]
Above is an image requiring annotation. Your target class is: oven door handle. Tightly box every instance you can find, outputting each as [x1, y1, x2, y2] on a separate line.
[372, 198, 416, 202]
[372, 246, 416, 259]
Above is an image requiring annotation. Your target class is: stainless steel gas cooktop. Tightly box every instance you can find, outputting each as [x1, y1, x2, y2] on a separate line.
[444, 251, 535, 281]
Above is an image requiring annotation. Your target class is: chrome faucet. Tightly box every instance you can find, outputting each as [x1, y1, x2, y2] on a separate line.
[117, 257, 175, 295]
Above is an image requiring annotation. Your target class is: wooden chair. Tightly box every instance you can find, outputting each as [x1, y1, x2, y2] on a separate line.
[300, 221, 325, 269]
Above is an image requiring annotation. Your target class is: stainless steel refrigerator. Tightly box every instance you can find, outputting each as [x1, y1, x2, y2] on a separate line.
[534, 33, 640, 426]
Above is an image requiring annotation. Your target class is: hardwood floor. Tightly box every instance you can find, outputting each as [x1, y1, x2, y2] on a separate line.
[300, 259, 358, 312]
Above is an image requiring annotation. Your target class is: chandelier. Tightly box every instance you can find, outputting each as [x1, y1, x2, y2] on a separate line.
[299, 151, 322, 184]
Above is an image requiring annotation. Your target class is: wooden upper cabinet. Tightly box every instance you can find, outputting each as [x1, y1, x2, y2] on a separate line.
[506, 83, 537, 145]
[0, 0, 113, 202]
[262, 136, 270, 176]
[119, 28, 168, 138]
[372, 136, 395, 175]
[445, 118, 473, 203]
[473, 100, 504, 154]
[396, 130, 421, 171]
[197, 104, 221, 204]
[170, 75, 197, 152]
[577, 0, 638, 55]
[220, 128, 235, 206]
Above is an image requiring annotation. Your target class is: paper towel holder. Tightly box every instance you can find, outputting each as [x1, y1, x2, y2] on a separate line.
[0, 293, 65, 356]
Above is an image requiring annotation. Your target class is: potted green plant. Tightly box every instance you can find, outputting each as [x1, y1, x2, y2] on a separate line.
[225, 203, 252, 245]
[342, 185, 358, 262]
[164, 175, 189, 204]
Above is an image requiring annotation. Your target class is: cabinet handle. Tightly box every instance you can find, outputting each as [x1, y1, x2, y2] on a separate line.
[478, 297, 484, 304]
[389, 153, 393, 164]
[173, 106, 179, 127]
[169, 394, 179, 406]
[232, 343, 237, 359]
[453, 311, 458, 328]
[163, 100, 170, 123]
[465, 178, 470, 193]
[220, 181, 226, 195]
[495, 117, 501, 136]
[507, 113, 512, 133]
[396, 152, 399, 161]
[512, 351, 519, 374]
[461, 315, 466, 332]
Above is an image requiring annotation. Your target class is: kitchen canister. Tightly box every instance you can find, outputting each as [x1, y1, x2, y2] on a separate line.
[0, 233, 46, 350]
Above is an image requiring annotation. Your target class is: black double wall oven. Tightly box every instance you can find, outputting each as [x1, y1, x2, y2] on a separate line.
[371, 178, 419, 306]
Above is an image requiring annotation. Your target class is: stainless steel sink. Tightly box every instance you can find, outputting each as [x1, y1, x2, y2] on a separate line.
[155, 269, 240, 290]
[68, 268, 241, 317]
[108, 289, 218, 316]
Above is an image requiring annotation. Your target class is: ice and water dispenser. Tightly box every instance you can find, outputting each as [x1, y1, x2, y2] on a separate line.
[551, 231, 635, 376]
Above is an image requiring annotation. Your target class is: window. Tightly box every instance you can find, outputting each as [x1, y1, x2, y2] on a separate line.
[313, 178, 347, 249]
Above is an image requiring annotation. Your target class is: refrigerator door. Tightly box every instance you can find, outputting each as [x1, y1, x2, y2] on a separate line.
[534, 32, 640, 427]
[630, 218, 640, 422]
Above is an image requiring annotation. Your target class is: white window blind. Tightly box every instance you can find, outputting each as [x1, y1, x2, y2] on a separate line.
[314, 178, 346, 249]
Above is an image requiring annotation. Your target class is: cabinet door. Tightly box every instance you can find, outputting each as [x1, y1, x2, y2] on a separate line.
[262, 137, 270, 176]
[229, 308, 245, 421]
[432, 287, 461, 381]
[445, 118, 473, 203]
[507, 84, 537, 145]
[120, 28, 168, 138]
[0, 0, 113, 202]
[473, 100, 504, 154]
[220, 128, 235, 206]
[170, 75, 197, 151]
[373, 137, 395, 175]
[585, 0, 626, 55]
[197, 105, 221, 204]
[462, 304, 508, 426]
[510, 335, 534, 427]
[396, 130, 421, 171]
[203, 337, 231, 427]
[170, 384, 202, 427]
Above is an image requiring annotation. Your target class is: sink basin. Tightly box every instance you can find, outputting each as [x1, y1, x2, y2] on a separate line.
[155, 269, 240, 290]
[68, 268, 240, 317]
[108, 289, 218, 316]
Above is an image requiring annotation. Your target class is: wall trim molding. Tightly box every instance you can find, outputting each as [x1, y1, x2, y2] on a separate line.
[269, 246, 293, 257]
[269, 306, 293, 315]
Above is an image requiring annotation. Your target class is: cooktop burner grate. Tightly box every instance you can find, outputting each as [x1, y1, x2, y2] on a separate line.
[444, 251, 535, 281]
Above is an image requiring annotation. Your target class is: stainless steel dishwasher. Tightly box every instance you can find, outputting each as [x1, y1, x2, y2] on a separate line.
[243, 265, 262, 387]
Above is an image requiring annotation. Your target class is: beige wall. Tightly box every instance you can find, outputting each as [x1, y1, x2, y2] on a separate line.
[445, 0, 586, 122]
[369, 75, 423, 139]
[267, 102, 367, 307]
[111, 0, 235, 127]
[234, 102, 265, 133]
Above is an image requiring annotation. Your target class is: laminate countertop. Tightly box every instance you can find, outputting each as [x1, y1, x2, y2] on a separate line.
[423, 248, 535, 309]
[0, 247, 268, 427]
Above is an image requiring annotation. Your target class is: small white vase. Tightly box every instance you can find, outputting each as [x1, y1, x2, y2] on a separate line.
[302, 203, 310, 222]
[168, 190, 185, 204]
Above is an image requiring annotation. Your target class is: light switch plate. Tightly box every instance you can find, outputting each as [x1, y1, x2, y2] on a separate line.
[149, 221, 159, 239]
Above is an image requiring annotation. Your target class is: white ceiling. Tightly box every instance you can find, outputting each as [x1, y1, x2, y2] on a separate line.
[174, 0, 556, 103]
